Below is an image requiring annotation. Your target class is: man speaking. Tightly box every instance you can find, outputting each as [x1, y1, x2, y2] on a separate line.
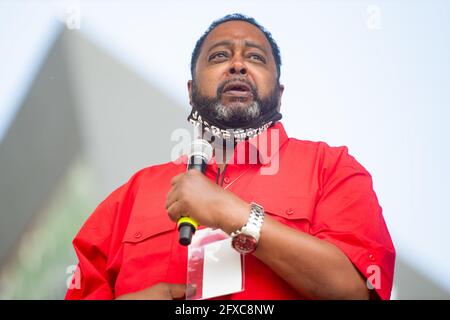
[65, 13, 395, 300]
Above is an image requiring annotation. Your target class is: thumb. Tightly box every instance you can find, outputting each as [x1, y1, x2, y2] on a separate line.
[168, 283, 186, 299]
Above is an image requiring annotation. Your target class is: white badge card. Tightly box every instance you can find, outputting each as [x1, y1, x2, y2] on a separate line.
[186, 228, 244, 300]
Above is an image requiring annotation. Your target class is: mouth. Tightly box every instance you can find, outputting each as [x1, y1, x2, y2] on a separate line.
[222, 81, 253, 98]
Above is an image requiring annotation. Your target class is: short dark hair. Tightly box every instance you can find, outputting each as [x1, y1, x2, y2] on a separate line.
[190, 13, 282, 81]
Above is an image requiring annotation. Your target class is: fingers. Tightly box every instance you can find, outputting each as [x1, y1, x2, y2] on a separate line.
[186, 284, 197, 298]
[168, 283, 187, 299]
[170, 173, 184, 186]
[171, 170, 203, 186]
[165, 185, 178, 211]
[166, 200, 185, 222]
[115, 282, 182, 300]
[167, 171, 202, 223]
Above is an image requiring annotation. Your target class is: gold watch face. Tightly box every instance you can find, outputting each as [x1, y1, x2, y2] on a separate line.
[232, 233, 257, 254]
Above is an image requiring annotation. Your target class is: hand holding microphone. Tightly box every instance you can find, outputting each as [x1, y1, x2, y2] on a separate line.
[177, 139, 213, 246]
[166, 138, 250, 246]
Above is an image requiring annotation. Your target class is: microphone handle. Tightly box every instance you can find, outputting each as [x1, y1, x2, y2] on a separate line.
[188, 155, 207, 173]
[178, 156, 207, 246]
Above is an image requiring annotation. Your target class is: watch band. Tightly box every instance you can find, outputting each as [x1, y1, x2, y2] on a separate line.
[231, 202, 265, 242]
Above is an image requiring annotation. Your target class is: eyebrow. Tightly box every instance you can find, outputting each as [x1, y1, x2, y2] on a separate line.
[244, 41, 268, 55]
[206, 40, 268, 56]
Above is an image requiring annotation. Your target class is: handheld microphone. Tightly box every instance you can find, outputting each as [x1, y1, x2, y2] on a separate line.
[178, 139, 213, 246]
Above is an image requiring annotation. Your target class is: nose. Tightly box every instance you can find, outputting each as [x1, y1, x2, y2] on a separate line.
[228, 58, 247, 76]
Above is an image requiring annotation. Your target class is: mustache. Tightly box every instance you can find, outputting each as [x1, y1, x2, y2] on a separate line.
[216, 77, 258, 98]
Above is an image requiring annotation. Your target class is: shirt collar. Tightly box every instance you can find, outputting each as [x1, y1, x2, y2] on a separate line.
[208, 121, 288, 169]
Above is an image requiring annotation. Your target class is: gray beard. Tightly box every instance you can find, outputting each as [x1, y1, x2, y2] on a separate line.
[213, 100, 261, 123]
[190, 78, 281, 129]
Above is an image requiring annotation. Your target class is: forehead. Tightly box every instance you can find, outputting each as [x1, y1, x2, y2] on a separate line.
[202, 20, 271, 52]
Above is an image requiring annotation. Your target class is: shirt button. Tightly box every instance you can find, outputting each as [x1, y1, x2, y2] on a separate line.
[223, 176, 231, 184]
[285, 208, 295, 215]
[369, 254, 376, 262]
[134, 232, 142, 239]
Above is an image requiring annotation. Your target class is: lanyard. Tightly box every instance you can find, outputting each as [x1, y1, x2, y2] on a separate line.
[215, 163, 253, 190]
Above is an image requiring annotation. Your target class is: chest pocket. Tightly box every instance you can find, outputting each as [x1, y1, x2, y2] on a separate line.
[116, 199, 177, 295]
[251, 195, 316, 233]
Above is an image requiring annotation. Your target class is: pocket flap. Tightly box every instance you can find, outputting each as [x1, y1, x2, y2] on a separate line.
[252, 195, 315, 222]
[123, 216, 176, 243]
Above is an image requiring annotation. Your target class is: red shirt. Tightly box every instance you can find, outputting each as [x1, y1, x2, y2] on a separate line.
[65, 122, 395, 300]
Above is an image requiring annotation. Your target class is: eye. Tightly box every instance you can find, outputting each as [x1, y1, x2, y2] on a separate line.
[249, 54, 266, 63]
[208, 52, 228, 61]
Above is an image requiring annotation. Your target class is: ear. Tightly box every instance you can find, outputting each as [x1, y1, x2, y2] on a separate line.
[277, 84, 284, 112]
[187, 80, 193, 107]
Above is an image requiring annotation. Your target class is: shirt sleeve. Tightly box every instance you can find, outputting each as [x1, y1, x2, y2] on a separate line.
[310, 144, 396, 300]
[65, 188, 122, 300]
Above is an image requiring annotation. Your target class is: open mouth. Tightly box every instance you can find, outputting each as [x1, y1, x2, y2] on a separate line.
[222, 81, 253, 96]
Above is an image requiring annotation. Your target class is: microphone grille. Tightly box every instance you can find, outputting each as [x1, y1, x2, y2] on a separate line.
[190, 139, 213, 162]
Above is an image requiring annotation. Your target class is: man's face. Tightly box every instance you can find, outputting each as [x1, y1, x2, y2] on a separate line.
[188, 20, 283, 127]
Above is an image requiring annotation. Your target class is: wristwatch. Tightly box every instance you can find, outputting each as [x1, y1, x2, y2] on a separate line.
[231, 202, 265, 254]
